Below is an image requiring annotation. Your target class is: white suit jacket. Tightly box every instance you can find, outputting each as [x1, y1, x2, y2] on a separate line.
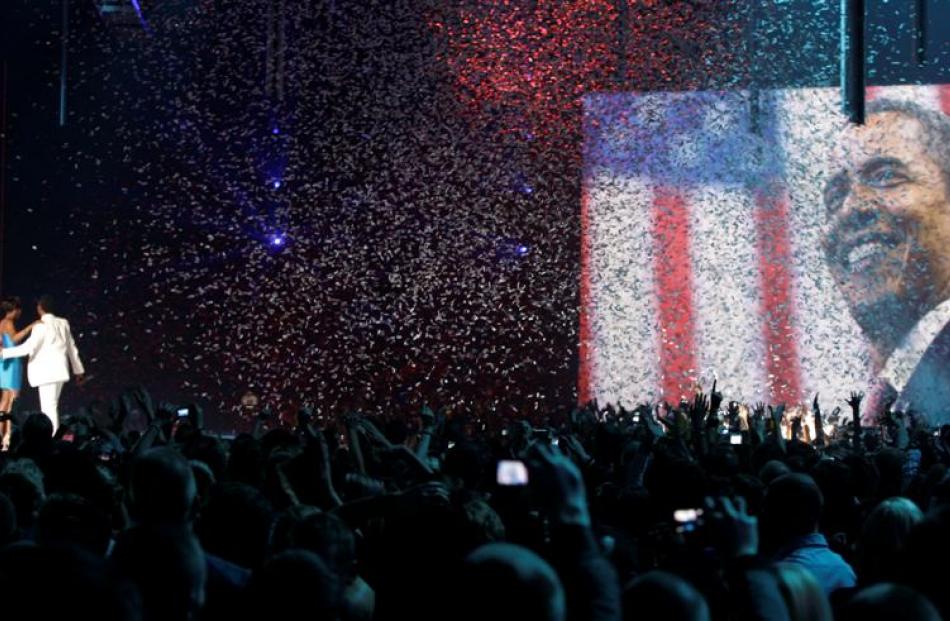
[1, 314, 84, 387]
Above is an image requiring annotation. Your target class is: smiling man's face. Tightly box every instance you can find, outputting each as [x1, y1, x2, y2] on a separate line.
[823, 111, 950, 350]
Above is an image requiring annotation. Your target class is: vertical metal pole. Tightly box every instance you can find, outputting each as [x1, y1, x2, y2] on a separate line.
[0, 61, 7, 293]
[59, 0, 69, 127]
[841, 0, 865, 124]
[915, 0, 927, 64]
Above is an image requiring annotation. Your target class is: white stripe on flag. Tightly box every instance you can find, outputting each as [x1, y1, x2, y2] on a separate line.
[688, 185, 767, 402]
[586, 174, 661, 405]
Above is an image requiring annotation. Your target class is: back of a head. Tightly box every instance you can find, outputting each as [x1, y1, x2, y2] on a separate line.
[774, 564, 833, 621]
[130, 447, 197, 526]
[21, 412, 53, 446]
[0, 295, 21, 318]
[288, 511, 357, 583]
[622, 571, 710, 621]
[111, 525, 206, 621]
[37, 294, 56, 315]
[197, 481, 273, 569]
[759, 460, 792, 486]
[905, 507, 950, 619]
[858, 497, 923, 583]
[0, 542, 139, 619]
[839, 584, 941, 621]
[0, 461, 46, 532]
[36, 493, 112, 557]
[456, 543, 566, 621]
[0, 491, 16, 546]
[247, 549, 341, 620]
[764, 473, 823, 541]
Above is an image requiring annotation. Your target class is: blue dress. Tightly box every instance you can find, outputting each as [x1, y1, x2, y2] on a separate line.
[0, 333, 23, 391]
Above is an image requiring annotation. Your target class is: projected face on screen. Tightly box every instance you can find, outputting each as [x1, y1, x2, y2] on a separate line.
[823, 104, 950, 360]
[581, 84, 950, 415]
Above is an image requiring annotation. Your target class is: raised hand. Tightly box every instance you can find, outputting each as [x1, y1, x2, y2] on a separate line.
[847, 391, 864, 450]
[419, 404, 436, 430]
[790, 416, 803, 440]
[704, 496, 759, 558]
[846, 391, 864, 412]
[727, 401, 740, 428]
[526, 441, 591, 527]
[709, 380, 724, 414]
[812, 394, 826, 446]
[749, 408, 766, 443]
[691, 392, 709, 428]
[639, 403, 665, 439]
[768, 403, 786, 425]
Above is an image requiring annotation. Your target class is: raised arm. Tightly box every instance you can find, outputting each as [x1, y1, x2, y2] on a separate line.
[11, 320, 40, 344]
[65, 322, 85, 376]
[2, 323, 43, 359]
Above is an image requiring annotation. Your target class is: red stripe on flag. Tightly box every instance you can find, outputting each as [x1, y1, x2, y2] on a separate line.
[652, 187, 697, 402]
[577, 184, 594, 404]
[754, 185, 802, 405]
[939, 84, 950, 116]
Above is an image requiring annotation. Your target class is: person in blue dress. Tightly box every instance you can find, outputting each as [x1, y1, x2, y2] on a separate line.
[0, 297, 38, 450]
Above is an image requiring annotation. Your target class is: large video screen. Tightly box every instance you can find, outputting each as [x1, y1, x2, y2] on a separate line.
[580, 84, 950, 416]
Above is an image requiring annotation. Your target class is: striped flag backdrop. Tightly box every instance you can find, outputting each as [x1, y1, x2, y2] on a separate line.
[579, 83, 950, 407]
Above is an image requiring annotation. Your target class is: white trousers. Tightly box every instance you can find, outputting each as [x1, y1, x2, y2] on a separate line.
[38, 382, 64, 433]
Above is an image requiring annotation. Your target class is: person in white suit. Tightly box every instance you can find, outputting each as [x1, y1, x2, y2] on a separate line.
[0, 295, 84, 431]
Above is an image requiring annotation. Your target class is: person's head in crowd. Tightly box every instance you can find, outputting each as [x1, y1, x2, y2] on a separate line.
[0, 491, 16, 546]
[270, 503, 321, 553]
[189, 459, 216, 504]
[226, 434, 265, 487]
[130, 447, 197, 526]
[455, 543, 566, 621]
[774, 563, 833, 621]
[184, 435, 228, 482]
[857, 496, 923, 584]
[36, 493, 112, 557]
[36, 294, 57, 316]
[197, 481, 274, 570]
[0, 542, 140, 619]
[928, 468, 950, 511]
[0, 296, 21, 322]
[758, 459, 792, 486]
[904, 506, 950, 618]
[0, 459, 46, 533]
[285, 511, 358, 585]
[839, 584, 942, 621]
[874, 448, 905, 500]
[457, 497, 506, 548]
[20, 412, 54, 451]
[246, 549, 341, 621]
[111, 525, 206, 621]
[763, 473, 823, 543]
[823, 98, 950, 363]
[622, 570, 710, 621]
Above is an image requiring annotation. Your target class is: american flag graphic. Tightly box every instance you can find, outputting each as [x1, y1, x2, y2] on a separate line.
[579, 84, 950, 407]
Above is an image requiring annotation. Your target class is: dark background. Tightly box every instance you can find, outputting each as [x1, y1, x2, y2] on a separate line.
[1, 0, 948, 431]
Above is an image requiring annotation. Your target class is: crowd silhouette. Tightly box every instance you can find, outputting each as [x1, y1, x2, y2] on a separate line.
[0, 383, 948, 621]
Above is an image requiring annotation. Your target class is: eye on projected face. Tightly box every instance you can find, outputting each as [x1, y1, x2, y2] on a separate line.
[823, 109, 950, 334]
